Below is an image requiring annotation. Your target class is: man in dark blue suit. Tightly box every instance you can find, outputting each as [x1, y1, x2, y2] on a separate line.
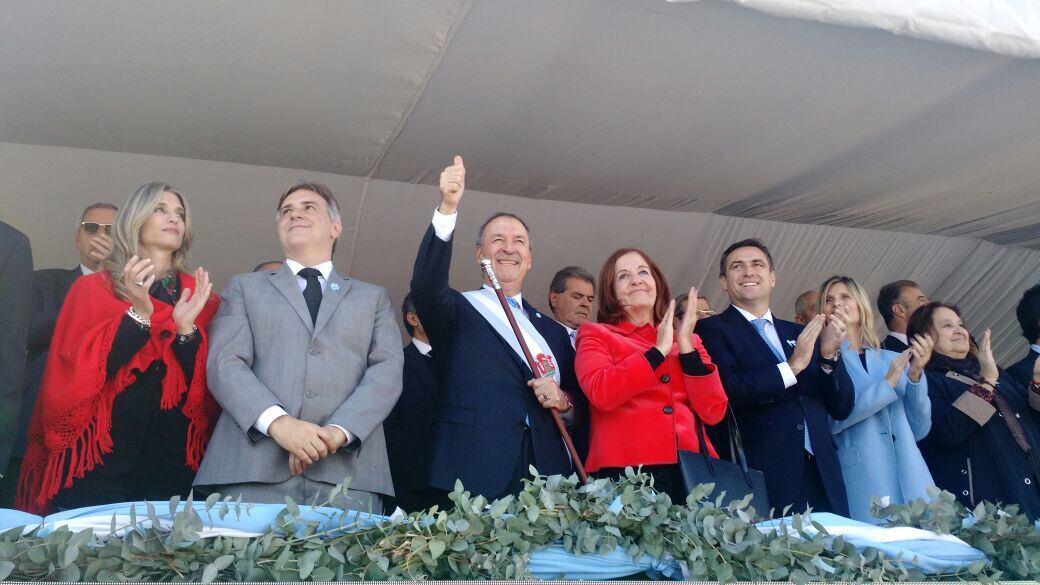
[1007, 284, 1040, 389]
[877, 280, 929, 353]
[383, 294, 439, 513]
[696, 239, 854, 517]
[411, 156, 580, 501]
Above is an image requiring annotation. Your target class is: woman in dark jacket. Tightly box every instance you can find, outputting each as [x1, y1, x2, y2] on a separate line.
[909, 301, 1040, 519]
[575, 248, 728, 503]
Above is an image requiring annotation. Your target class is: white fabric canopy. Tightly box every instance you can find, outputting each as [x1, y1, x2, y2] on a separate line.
[705, 0, 1040, 59]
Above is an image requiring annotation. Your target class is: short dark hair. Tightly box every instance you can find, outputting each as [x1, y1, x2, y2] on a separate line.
[907, 301, 968, 363]
[475, 212, 531, 246]
[719, 238, 774, 277]
[597, 248, 671, 325]
[402, 293, 418, 337]
[794, 290, 816, 321]
[674, 292, 690, 318]
[548, 266, 594, 312]
[1016, 283, 1040, 344]
[877, 280, 920, 327]
[79, 202, 117, 224]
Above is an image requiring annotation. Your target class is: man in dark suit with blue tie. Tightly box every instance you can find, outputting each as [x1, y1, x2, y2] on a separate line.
[411, 156, 580, 502]
[383, 294, 439, 513]
[696, 239, 854, 517]
[1007, 284, 1040, 389]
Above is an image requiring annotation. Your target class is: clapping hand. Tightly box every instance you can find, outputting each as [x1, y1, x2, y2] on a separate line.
[439, 155, 465, 214]
[820, 306, 848, 358]
[907, 333, 934, 383]
[655, 300, 676, 356]
[676, 287, 700, 354]
[122, 255, 155, 319]
[885, 349, 912, 391]
[173, 267, 212, 335]
[789, 314, 825, 375]
[978, 329, 999, 387]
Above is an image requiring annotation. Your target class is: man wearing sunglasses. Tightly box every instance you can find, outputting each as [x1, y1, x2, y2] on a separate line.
[2, 203, 117, 507]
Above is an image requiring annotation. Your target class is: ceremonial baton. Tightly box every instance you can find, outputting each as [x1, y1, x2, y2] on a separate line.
[480, 258, 588, 484]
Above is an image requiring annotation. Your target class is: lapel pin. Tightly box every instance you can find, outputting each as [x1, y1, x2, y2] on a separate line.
[330, 283, 340, 292]
[786, 339, 797, 347]
[536, 312, 541, 318]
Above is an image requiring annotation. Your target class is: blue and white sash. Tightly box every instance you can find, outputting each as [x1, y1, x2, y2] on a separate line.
[462, 288, 560, 384]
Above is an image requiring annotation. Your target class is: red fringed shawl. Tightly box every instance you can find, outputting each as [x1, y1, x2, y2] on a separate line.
[16, 272, 220, 514]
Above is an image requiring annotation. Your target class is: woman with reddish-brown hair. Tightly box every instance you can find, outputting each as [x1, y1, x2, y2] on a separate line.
[575, 248, 728, 502]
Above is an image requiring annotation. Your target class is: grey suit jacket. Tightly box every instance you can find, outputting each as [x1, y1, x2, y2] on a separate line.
[194, 265, 403, 495]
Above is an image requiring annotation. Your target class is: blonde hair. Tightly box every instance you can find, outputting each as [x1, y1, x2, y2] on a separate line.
[816, 275, 881, 349]
[103, 182, 192, 302]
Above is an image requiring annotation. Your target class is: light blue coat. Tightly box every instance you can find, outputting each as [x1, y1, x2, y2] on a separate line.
[830, 342, 934, 522]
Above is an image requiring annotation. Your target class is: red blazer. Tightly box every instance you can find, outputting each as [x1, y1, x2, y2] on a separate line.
[575, 320, 728, 473]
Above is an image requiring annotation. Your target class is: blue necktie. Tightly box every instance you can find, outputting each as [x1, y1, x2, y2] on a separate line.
[751, 319, 785, 363]
[752, 318, 813, 455]
[507, 297, 521, 311]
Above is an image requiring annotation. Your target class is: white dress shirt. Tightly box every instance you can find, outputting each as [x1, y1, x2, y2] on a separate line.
[1032, 344, 1040, 355]
[80, 264, 95, 276]
[887, 331, 909, 346]
[732, 305, 798, 389]
[254, 259, 352, 446]
[412, 337, 432, 356]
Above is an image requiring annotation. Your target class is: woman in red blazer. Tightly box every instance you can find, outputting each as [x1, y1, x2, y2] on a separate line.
[575, 248, 728, 502]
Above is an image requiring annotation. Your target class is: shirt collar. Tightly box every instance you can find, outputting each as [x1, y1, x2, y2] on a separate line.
[558, 321, 577, 336]
[80, 264, 95, 276]
[733, 304, 773, 324]
[888, 332, 909, 345]
[285, 258, 333, 280]
[412, 337, 432, 356]
[482, 284, 522, 308]
[1031, 343, 1040, 355]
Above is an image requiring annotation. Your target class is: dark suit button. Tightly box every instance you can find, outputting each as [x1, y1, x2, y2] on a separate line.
[660, 374, 670, 383]
[308, 347, 320, 355]
[663, 406, 674, 415]
[159, 330, 171, 340]
[796, 423, 804, 431]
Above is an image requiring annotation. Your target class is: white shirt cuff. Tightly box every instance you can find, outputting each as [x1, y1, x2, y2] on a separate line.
[329, 424, 354, 447]
[432, 207, 457, 242]
[778, 362, 798, 389]
[255, 405, 288, 435]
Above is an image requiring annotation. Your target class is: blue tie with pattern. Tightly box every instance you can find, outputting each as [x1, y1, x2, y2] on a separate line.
[752, 318, 813, 455]
[751, 318, 785, 363]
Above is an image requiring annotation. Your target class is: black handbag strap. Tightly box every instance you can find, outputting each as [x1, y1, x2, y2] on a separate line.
[691, 406, 755, 484]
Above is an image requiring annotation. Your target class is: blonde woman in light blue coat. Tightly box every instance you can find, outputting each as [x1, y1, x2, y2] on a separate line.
[821, 276, 936, 523]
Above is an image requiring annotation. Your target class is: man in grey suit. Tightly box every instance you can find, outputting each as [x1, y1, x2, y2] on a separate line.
[194, 182, 403, 512]
[0, 221, 33, 506]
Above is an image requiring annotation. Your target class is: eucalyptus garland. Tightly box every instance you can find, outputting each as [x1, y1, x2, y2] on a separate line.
[1, 469, 1038, 582]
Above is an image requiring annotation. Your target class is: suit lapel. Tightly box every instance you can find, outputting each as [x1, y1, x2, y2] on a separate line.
[270, 266, 314, 333]
[313, 270, 351, 339]
[774, 319, 795, 360]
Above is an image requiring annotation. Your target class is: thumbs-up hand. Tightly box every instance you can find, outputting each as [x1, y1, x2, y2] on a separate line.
[439, 155, 465, 214]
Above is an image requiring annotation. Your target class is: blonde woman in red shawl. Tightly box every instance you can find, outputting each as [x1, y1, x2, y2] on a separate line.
[18, 182, 219, 513]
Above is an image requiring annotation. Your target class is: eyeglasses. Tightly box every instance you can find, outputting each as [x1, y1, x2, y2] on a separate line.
[697, 309, 717, 317]
[81, 222, 112, 234]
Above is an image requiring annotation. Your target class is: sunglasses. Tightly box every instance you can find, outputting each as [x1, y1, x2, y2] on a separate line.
[81, 222, 112, 234]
